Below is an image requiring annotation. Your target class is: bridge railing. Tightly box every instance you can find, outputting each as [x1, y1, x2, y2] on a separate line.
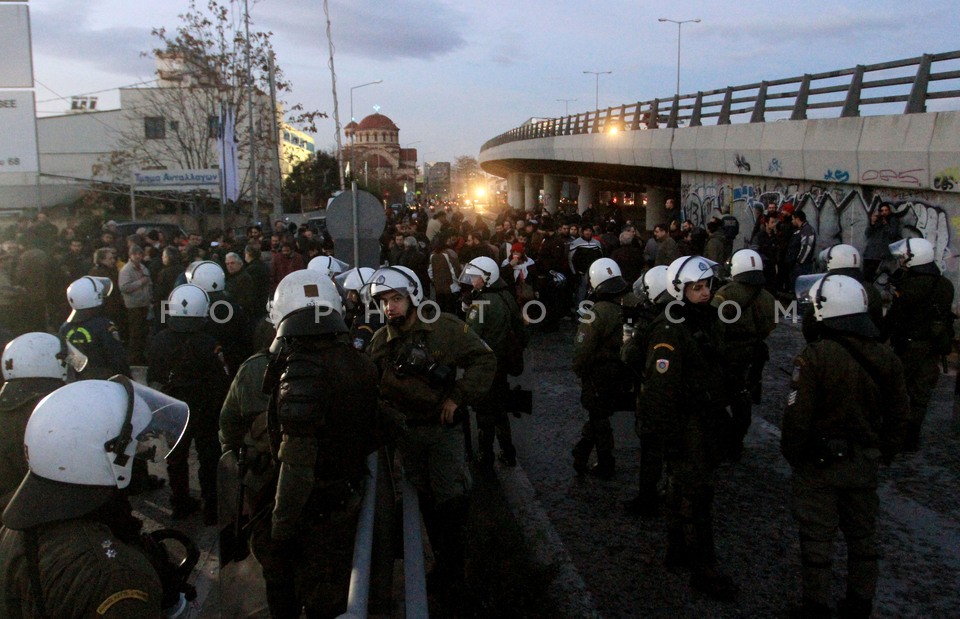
[481, 50, 960, 152]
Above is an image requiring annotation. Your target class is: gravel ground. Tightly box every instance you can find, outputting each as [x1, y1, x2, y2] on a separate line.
[504, 316, 960, 618]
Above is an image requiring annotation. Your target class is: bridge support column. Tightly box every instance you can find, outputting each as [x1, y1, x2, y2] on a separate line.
[577, 177, 595, 215]
[507, 173, 523, 211]
[524, 174, 539, 213]
[645, 187, 667, 231]
[542, 175, 560, 215]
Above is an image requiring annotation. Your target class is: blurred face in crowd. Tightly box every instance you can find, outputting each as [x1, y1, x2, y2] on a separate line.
[559, 224, 570, 237]
[581, 227, 593, 241]
[569, 225, 579, 238]
[270, 235, 280, 249]
[128, 249, 143, 266]
[280, 244, 293, 258]
[684, 279, 712, 305]
[100, 232, 115, 246]
[69, 240, 83, 254]
[225, 255, 243, 274]
[100, 251, 117, 268]
[188, 233, 202, 246]
[654, 226, 667, 241]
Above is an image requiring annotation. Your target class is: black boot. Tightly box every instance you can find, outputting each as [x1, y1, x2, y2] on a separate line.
[572, 438, 593, 475]
[837, 593, 872, 619]
[498, 443, 517, 467]
[591, 451, 615, 480]
[623, 493, 659, 517]
[690, 567, 738, 601]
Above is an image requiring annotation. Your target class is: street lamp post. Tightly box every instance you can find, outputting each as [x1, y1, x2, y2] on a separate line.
[556, 98, 577, 116]
[658, 17, 701, 98]
[348, 80, 383, 182]
[582, 71, 611, 110]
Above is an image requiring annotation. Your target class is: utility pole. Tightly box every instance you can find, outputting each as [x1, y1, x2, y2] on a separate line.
[268, 51, 283, 219]
[243, 0, 258, 222]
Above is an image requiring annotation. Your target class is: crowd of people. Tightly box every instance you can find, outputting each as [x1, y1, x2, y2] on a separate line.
[0, 198, 948, 617]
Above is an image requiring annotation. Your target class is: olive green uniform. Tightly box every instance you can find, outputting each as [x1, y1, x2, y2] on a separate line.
[712, 280, 777, 459]
[882, 268, 955, 450]
[465, 279, 520, 466]
[781, 333, 910, 614]
[640, 303, 731, 583]
[253, 336, 384, 617]
[0, 519, 162, 618]
[572, 298, 631, 474]
[219, 351, 274, 501]
[368, 311, 495, 588]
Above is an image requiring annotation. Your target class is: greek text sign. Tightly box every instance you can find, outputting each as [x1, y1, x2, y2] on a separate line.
[0, 90, 38, 173]
[0, 5, 34, 88]
[133, 169, 220, 192]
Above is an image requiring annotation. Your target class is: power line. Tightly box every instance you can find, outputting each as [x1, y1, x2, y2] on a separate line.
[35, 77, 162, 104]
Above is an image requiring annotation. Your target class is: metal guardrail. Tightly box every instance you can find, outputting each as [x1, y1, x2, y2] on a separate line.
[402, 476, 429, 618]
[337, 452, 379, 619]
[481, 50, 960, 152]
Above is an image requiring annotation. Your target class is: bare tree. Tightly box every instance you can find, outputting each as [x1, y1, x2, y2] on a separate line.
[100, 0, 324, 206]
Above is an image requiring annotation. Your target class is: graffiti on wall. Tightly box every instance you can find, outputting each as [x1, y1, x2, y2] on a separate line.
[934, 167, 959, 191]
[680, 172, 960, 286]
[860, 168, 924, 186]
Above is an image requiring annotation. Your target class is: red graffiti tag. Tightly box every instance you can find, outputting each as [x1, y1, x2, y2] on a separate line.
[861, 168, 924, 186]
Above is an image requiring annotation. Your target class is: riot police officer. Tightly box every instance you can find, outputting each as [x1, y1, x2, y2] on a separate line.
[60, 276, 130, 380]
[621, 265, 670, 515]
[186, 260, 251, 377]
[366, 266, 496, 595]
[0, 378, 192, 617]
[641, 255, 737, 600]
[148, 284, 230, 522]
[882, 237, 955, 451]
[461, 256, 525, 469]
[712, 249, 777, 461]
[571, 258, 633, 479]
[0, 333, 77, 501]
[252, 269, 386, 618]
[783, 274, 910, 618]
[817, 244, 883, 329]
[336, 267, 384, 352]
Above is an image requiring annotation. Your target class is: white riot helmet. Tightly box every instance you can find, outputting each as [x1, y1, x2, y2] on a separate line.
[336, 267, 376, 292]
[66, 276, 113, 318]
[185, 260, 226, 293]
[729, 249, 765, 285]
[460, 256, 500, 287]
[308, 255, 350, 279]
[805, 273, 878, 338]
[588, 258, 629, 296]
[164, 284, 210, 332]
[364, 266, 424, 307]
[1, 332, 87, 381]
[270, 269, 346, 338]
[818, 244, 861, 273]
[2, 377, 188, 530]
[890, 237, 935, 268]
[634, 265, 670, 304]
[666, 255, 718, 301]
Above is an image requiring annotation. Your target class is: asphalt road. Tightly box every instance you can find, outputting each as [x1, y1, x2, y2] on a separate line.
[500, 316, 960, 618]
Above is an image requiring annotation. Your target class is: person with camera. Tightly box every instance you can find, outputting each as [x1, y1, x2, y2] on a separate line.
[782, 274, 910, 618]
[366, 266, 495, 598]
[460, 256, 526, 470]
[571, 258, 634, 480]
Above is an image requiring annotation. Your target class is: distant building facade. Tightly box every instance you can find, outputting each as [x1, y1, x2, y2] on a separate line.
[344, 112, 418, 200]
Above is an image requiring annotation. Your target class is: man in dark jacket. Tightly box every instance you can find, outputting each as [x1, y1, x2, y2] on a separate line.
[60, 276, 130, 380]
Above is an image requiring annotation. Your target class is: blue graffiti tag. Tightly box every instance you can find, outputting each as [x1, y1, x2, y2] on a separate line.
[824, 169, 850, 183]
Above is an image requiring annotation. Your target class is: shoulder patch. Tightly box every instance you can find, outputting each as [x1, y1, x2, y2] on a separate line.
[655, 359, 670, 373]
[653, 343, 674, 352]
[575, 330, 586, 344]
[97, 589, 150, 615]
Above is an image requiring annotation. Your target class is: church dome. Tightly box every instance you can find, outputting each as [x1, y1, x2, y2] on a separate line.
[357, 113, 399, 131]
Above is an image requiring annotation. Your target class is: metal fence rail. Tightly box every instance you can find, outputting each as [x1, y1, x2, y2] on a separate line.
[481, 50, 960, 152]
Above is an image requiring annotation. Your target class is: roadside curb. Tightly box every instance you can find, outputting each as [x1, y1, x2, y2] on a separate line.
[494, 462, 602, 619]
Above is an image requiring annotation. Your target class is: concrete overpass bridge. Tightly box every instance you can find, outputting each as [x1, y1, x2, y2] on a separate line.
[479, 50, 960, 294]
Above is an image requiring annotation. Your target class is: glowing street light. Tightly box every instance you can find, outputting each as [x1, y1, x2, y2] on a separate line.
[658, 18, 701, 98]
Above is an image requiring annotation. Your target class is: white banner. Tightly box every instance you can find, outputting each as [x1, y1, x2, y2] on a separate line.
[0, 90, 38, 173]
[218, 103, 239, 202]
[0, 5, 33, 88]
[133, 169, 220, 192]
